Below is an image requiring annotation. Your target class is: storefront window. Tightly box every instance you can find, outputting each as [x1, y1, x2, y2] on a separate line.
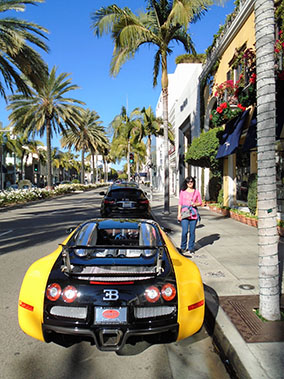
[236, 149, 250, 202]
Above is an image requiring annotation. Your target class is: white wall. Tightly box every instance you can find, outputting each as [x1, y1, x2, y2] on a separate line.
[155, 63, 203, 195]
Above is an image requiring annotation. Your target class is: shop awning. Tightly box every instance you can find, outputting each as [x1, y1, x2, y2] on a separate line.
[242, 109, 257, 152]
[243, 106, 284, 152]
[216, 110, 250, 159]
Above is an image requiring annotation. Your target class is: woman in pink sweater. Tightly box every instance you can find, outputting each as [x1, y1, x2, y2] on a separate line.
[177, 176, 202, 256]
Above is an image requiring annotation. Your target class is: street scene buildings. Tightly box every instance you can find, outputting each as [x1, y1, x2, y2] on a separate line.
[155, 0, 283, 221]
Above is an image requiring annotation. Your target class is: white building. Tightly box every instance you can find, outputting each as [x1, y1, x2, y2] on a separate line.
[155, 63, 203, 196]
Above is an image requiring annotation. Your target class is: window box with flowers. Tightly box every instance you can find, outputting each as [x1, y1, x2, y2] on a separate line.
[210, 101, 245, 127]
[210, 48, 257, 127]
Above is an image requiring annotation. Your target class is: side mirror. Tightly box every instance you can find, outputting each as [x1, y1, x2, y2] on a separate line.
[99, 191, 106, 195]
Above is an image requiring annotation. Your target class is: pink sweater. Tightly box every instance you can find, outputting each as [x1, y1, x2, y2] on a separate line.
[179, 190, 202, 208]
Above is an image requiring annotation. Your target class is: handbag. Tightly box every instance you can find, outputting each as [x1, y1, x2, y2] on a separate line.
[181, 205, 197, 220]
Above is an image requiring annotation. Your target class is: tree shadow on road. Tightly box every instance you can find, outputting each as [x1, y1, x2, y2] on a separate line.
[197, 234, 220, 249]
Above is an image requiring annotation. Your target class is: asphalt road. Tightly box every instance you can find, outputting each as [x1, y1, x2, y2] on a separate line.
[0, 188, 230, 379]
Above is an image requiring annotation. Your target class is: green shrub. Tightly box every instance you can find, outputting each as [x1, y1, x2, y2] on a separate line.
[185, 128, 223, 177]
[217, 188, 224, 206]
[72, 179, 80, 184]
[247, 174, 257, 215]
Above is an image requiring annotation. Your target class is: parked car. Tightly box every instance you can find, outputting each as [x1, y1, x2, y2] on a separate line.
[18, 218, 204, 353]
[100, 183, 151, 218]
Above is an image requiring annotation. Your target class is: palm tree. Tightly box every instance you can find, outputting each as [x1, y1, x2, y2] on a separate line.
[92, 0, 210, 212]
[60, 151, 76, 181]
[7, 66, 85, 188]
[0, 0, 48, 99]
[255, 0, 280, 320]
[4, 131, 44, 181]
[139, 106, 163, 196]
[61, 108, 108, 184]
[110, 106, 141, 181]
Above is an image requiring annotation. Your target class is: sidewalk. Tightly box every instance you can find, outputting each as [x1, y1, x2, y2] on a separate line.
[150, 191, 284, 379]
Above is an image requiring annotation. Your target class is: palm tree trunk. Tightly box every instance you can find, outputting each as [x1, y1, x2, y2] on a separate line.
[95, 154, 99, 183]
[161, 54, 170, 213]
[91, 153, 95, 184]
[103, 157, 107, 182]
[46, 120, 52, 189]
[127, 141, 131, 181]
[147, 136, 153, 201]
[81, 147, 85, 184]
[20, 154, 25, 180]
[255, 0, 280, 320]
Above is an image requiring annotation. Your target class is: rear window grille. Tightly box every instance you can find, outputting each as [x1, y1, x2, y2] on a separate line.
[73, 265, 157, 281]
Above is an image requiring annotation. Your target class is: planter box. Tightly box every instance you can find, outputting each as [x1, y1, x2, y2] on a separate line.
[221, 208, 230, 217]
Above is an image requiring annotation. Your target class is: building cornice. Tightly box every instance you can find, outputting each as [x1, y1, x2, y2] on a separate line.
[200, 0, 255, 81]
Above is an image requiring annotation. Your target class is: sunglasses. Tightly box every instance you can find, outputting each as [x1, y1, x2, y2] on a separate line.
[187, 181, 194, 183]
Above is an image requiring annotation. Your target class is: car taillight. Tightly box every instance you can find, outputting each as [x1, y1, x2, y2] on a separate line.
[161, 283, 176, 301]
[145, 286, 160, 303]
[46, 283, 61, 301]
[104, 199, 115, 204]
[139, 199, 149, 204]
[62, 285, 78, 303]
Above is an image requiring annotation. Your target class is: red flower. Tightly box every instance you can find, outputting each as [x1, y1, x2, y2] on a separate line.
[249, 73, 256, 84]
[216, 102, 228, 114]
[237, 104, 246, 111]
[210, 114, 213, 120]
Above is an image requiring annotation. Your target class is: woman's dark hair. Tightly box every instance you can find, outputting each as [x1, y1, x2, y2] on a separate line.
[181, 176, 196, 191]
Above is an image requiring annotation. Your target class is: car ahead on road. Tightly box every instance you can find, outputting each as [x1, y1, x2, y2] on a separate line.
[18, 219, 205, 353]
[99, 183, 151, 218]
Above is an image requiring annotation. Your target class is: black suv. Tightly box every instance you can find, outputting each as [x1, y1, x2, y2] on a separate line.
[100, 183, 152, 218]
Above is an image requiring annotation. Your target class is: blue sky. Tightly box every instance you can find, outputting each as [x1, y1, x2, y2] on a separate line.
[0, 0, 235, 168]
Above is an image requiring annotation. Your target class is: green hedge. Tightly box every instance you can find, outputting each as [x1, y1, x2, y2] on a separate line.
[185, 127, 223, 177]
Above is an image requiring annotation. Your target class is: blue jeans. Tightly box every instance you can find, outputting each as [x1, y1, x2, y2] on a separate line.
[181, 218, 197, 251]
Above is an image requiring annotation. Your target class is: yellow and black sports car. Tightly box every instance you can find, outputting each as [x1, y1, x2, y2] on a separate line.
[18, 219, 204, 352]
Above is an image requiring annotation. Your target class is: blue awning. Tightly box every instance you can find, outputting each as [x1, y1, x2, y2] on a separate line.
[242, 109, 257, 152]
[216, 110, 250, 159]
[243, 106, 283, 152]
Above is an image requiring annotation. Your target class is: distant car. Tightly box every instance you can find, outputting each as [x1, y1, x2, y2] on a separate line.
[18, 218, 205, 352]
[100, 183, 151, 218]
